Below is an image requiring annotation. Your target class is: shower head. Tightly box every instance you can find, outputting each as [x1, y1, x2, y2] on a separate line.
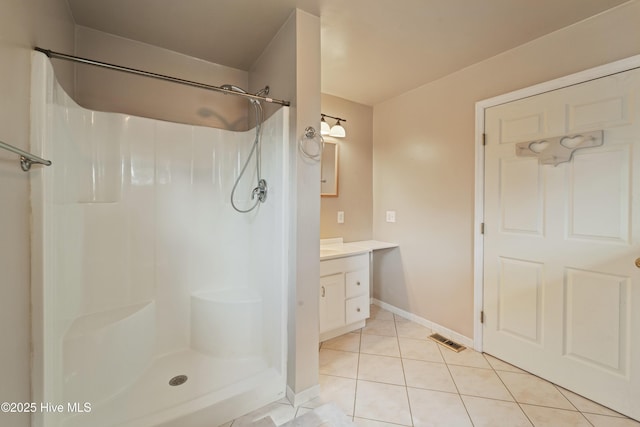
[221, 84, 257, 104]
[221, 84, 269, 104]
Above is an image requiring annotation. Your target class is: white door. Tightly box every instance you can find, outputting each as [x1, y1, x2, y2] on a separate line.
[483, 67, 640, 420]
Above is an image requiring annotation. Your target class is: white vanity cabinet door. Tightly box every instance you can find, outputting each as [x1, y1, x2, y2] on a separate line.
[319, 273, 346, 334]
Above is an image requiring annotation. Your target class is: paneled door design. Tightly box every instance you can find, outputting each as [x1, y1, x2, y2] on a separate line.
[483, 67, 640, 420]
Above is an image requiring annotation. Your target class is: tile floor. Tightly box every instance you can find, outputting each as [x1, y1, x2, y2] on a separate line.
[225, 305, 640, 427]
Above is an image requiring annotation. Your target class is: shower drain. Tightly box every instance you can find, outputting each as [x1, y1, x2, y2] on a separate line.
[169, 375, 188, 386]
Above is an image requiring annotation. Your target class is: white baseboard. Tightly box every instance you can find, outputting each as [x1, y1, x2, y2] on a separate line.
[319, 320, 366, 342]
[285, 384, 320, 407]
[371, 298, 475, 350]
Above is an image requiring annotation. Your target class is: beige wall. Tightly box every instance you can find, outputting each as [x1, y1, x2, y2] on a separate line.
[75, 26, 249, 130]
[320, 94, 373, 242]
[250, 9, 321, 401]
[372, 0, 640, 339]
[0, 1, 75, 426]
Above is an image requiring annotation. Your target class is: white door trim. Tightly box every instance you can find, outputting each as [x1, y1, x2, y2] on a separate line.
[473, 54, 640, 352]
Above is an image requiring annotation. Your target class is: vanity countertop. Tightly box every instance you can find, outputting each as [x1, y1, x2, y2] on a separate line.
[320, 238, 398, 261]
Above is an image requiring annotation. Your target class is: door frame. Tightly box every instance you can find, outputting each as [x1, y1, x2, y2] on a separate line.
[473, 54, 640, 352]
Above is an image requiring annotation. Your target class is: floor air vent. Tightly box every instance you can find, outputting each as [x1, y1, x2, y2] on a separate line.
[429, 333, 466, 353]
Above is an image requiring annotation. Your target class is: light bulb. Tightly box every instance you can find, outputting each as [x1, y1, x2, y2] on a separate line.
[320, 117, 331, 135]
[329, 120, 346, 138]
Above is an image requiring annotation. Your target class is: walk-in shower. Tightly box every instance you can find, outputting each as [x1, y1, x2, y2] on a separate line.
[30, 52, 289, 427]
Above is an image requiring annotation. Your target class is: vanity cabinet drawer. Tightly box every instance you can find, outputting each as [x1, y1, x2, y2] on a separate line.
[320, 253, 368, 277]
[345, 269, 369, 298]
[345, 295, 369, 324]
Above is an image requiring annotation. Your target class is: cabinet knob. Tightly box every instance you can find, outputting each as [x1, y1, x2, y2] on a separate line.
[357, 307, 361, 312]
[356, 281, 361, 286]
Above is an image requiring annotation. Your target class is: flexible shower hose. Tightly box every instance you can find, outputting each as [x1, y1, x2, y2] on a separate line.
[230, 96, 266, 213]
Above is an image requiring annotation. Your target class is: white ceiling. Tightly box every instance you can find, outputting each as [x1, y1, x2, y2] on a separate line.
[66, 0, 629, 106]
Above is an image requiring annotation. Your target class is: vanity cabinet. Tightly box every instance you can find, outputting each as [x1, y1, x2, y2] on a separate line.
[319, 253, 370, 341]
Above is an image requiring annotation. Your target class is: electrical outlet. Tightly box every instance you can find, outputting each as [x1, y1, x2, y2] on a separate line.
[337, 211, 344, 223]
[386, 210, 396, 223]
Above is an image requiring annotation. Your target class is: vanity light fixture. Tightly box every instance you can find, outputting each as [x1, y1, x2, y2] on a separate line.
[321, 113, 347, 138]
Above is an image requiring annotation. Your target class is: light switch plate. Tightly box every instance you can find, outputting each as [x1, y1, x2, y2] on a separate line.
[386, 211, 396, 223]
[337, 211, 344, 223]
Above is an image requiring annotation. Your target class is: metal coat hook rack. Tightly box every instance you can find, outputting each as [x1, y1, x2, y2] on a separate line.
[515, 130, 603, 166]
[0, 140, 52, 171]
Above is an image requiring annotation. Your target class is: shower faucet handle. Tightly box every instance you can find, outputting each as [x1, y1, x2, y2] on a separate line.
[251, 179, 268, 203]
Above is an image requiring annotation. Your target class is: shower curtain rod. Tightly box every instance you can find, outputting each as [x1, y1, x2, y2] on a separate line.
[35, 47, 291, 107]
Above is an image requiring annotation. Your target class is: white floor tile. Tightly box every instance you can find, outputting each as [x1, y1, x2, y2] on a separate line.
[360, 334, 400, 357]
[358, 353, 405, 385]
[320, 348, 359, 378]
[407, 387, 473, 427]
[353, 417, 410, 427]
[354, 380, 412, 426]
[281, 403, 354, 427]
[448, 364, 514, 401]
[369, 306, 395, 321]
[401, 358, 457, 393]
[461, 395, 532, 427]
[483, 354, 526, 373]
[520, 404, 591, 427]
[302, 374, 357, 416]
[323, 332, 362, 353]
[398, 337, 444, 363]
[362, 319, 397, 337]
[395, 321, 431, 340]
[440, 347, 492, 369]
[497, 371, 574, 410]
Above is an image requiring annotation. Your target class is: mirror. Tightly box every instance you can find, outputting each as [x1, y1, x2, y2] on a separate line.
[321, 141, 339, 197]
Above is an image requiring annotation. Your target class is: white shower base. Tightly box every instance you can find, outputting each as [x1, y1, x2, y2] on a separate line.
[57, 289, 281, 427]
[63, 350, 281, 427]
[60, 289, 280, 427]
